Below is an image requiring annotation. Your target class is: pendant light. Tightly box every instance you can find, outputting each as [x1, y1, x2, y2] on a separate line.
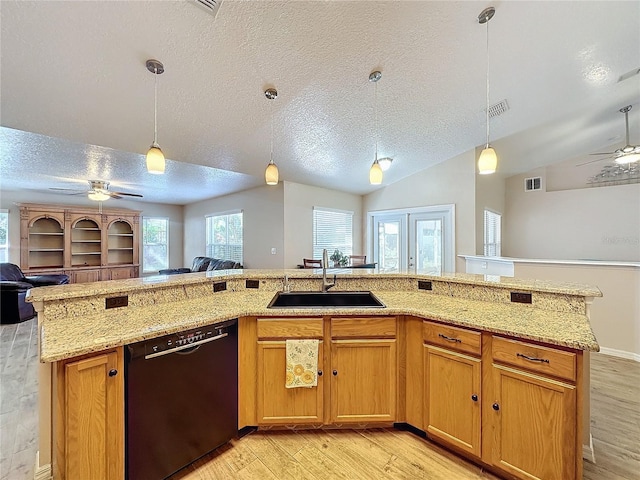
[369, 70, 383, 185]
[264, 88, 279, 185]
[478, 7, 497, 175]
[146, 59, 165, 174]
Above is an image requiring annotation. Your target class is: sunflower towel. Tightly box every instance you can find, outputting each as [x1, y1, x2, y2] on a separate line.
[285, 339, 319, 388]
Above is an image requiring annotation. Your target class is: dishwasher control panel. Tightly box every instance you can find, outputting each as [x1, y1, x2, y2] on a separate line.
[145, 324, 229, 356]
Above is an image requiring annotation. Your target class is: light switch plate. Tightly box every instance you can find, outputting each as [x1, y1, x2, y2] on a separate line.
[271, 247, 277, 255]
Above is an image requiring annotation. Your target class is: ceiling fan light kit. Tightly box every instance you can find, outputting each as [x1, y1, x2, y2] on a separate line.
[378, 157, 393, 171]
[146, 59, 165, 174]
[264, 88, 279, 185]
[478, 6, 498, 175]
[613, 105, 640, 164]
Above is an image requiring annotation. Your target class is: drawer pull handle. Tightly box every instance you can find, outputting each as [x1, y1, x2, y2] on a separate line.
[517, 353, 549, 364]
[438, 333, 461, 343]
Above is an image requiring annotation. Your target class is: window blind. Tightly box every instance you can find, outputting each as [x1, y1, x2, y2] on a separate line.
[206, 211, 243, 264]
[312, 207, 353, 260]
[484, 210, 501, 257]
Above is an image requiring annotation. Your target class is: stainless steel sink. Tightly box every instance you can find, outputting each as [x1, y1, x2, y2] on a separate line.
[267, 291, 385, 308]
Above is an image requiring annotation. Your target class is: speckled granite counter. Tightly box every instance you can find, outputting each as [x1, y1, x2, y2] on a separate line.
[28, 269, 601, 362]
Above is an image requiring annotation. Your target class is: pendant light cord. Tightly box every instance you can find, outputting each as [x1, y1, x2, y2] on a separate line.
[270, 102, 274, 164]
[485, 15, 490, 148]
[374, 80, 378, 161]
[153, 66, 158, 145]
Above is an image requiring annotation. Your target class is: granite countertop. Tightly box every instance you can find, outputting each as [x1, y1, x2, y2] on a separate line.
[39, 288, 599, 363]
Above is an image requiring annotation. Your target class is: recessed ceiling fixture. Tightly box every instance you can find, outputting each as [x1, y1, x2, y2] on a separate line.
[146, 59, 165, 174]
[477, 7, 498, 175]
[264, 88, 279, 185]
[369, 70, 383, 185]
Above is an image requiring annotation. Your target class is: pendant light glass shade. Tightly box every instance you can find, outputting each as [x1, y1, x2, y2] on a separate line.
[478, 146, 497, 174]
[264, 88, 279, 185]
[265, 159, 279, 185]
[146, 59, 165, 174]
[146, 144, 165, 174]
[369, 160, 383, 184]
[478, 7, 498, 175]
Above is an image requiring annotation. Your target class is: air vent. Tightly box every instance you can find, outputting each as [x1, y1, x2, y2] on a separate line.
[524, 177, 542, 192]
[618, 67, 640, 83]
[487, 99, 509, 118]
[191, 0, 222, 17]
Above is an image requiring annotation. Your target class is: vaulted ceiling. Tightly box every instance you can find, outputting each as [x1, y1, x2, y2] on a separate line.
[1, 1, 638, 204]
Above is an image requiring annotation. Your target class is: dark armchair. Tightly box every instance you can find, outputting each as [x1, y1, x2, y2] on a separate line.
[0, 263, 69, 324]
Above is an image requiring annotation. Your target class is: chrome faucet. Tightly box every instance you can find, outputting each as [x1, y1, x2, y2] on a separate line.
[322, 249, 336, 292]
[283, 274, 291, 292]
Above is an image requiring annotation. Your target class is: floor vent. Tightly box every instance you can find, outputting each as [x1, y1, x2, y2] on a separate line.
[487, 99, 509, 118]
[524, 176, 542, 192]
[191, 0, 222, 18]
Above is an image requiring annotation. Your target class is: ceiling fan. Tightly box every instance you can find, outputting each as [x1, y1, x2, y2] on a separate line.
[50, 180, 143, 201]
[577, 105, 640, 167]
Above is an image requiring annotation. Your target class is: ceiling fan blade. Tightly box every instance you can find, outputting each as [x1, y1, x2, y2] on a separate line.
[49, 187, 87, 195]
[111, 191, 143, 198]
[109, 193, 123, 199]
[576, 157, 611, 167]
[589, 152, 615, 156]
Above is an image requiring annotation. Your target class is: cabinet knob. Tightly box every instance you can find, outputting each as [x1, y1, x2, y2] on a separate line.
[332, 370, 338, 376]
[108, 369, 118, 377]
[492, 402, 500, 411]
[471, 394, 478, 402]
[318, 370, 323, 376]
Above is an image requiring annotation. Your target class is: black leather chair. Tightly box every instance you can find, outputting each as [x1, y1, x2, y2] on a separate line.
[0, 263, 69, 324]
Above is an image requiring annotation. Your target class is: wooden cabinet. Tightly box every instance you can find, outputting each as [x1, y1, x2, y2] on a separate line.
[330, 317, 397, 423]
[486, 336, 580, 480]
[19, 203, 140, 283]
[423, 321, 481, 458]
[55, 348, 124, 480]
[256, 318, 324, 425]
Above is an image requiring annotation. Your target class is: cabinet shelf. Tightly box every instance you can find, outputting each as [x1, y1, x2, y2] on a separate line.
[30, 232, 64, 236]
[72, 252, 101, 256]
[108, 248, 133, 251]
[30, 248, 64, 252]
[108, 233, 133, 237]
[73, 228, 101, 231]
[72, 240, 101, 243]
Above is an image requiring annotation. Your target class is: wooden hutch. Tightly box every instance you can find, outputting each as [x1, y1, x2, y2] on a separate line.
[19, 203, 141, 283]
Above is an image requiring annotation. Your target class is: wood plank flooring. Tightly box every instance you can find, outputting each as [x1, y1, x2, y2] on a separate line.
[1, 317, 639, 479]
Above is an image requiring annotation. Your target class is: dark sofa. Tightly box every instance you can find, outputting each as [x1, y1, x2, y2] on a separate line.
[0, 263, 69, 324]
[158, 256, 242, 275]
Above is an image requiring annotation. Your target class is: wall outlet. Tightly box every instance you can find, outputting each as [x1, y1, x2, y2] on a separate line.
[271, 247, 277, 255]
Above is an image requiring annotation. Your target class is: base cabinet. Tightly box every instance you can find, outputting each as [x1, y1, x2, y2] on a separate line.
[55, 348, 124, 480]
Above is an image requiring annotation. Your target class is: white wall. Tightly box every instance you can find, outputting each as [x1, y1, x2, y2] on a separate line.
[503, 170, 640, 261]
[363, 150, 477, 272]
[0, 189, 184, 271]
[283, 182, 363, 269]
[183, 184, 285, 269]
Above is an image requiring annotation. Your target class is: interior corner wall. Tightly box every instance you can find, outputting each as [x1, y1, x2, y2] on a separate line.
[183, 184, 285, 269]
[474, 154, 506, 255]
[503, 171, 640, 261]
[283, 182, 364, 269]
[0, 189, 184, 271]
[363, 149, 477, 272]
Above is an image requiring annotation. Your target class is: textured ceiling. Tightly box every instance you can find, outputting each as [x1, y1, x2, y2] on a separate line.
[1, 1, 639, 205]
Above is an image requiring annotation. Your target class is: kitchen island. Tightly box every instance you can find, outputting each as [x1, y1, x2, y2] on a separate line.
[29, 269, 601, 480]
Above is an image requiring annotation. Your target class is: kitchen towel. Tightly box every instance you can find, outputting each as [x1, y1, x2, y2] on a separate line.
[285, 339, 319, 388]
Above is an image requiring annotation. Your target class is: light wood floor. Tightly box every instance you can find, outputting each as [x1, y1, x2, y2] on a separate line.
[1, 318, 639, 479]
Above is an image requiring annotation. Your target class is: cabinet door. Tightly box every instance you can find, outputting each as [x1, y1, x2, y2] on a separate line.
[105, 266, 137, 281]
[257, 341, 323, 424]
[72, 269, 102, 283]
[490, 364, 576, 480]
[58, 349, 123, 480]
[330, 339, 396, 423]
[424, 345, 481, 458]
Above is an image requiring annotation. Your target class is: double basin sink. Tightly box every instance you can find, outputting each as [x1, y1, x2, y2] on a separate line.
[268, 291, 385, 308]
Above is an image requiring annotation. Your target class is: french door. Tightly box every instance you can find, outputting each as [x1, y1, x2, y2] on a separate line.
[371, 205, 455, 274]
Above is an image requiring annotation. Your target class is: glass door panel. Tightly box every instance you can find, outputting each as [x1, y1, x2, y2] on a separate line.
[372, 214, 406, 272]
[411, 218, 443, 274]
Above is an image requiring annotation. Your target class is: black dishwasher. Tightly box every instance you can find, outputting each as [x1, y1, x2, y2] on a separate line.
[125, 319, 237, 480]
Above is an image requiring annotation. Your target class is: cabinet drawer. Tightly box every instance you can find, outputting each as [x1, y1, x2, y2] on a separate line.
[257, 318, 323, 339]
[492, 336, 577, 382]
[423, 321, 481, 356]
[331, 317, 396, 338]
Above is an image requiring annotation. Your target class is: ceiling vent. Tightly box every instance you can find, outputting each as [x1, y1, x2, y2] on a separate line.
[487, 99, 509, 118]
[618, 67, 640, 83]
[524, 176, 542, 192]
[191, 0, 222, 18]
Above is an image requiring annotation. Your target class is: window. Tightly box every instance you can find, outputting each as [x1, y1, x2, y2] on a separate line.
[312, 207, 353, 260]
[142, 217, 169, 273]
[0, 210, 8, 262]
[484, 209, 501, 257]
[206, 211, 243, 264]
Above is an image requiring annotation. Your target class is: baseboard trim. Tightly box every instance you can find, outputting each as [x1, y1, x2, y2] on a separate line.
[583, 434, 596, 463]
[33, 451, 52, 480]
[598, 347, 640, 362]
